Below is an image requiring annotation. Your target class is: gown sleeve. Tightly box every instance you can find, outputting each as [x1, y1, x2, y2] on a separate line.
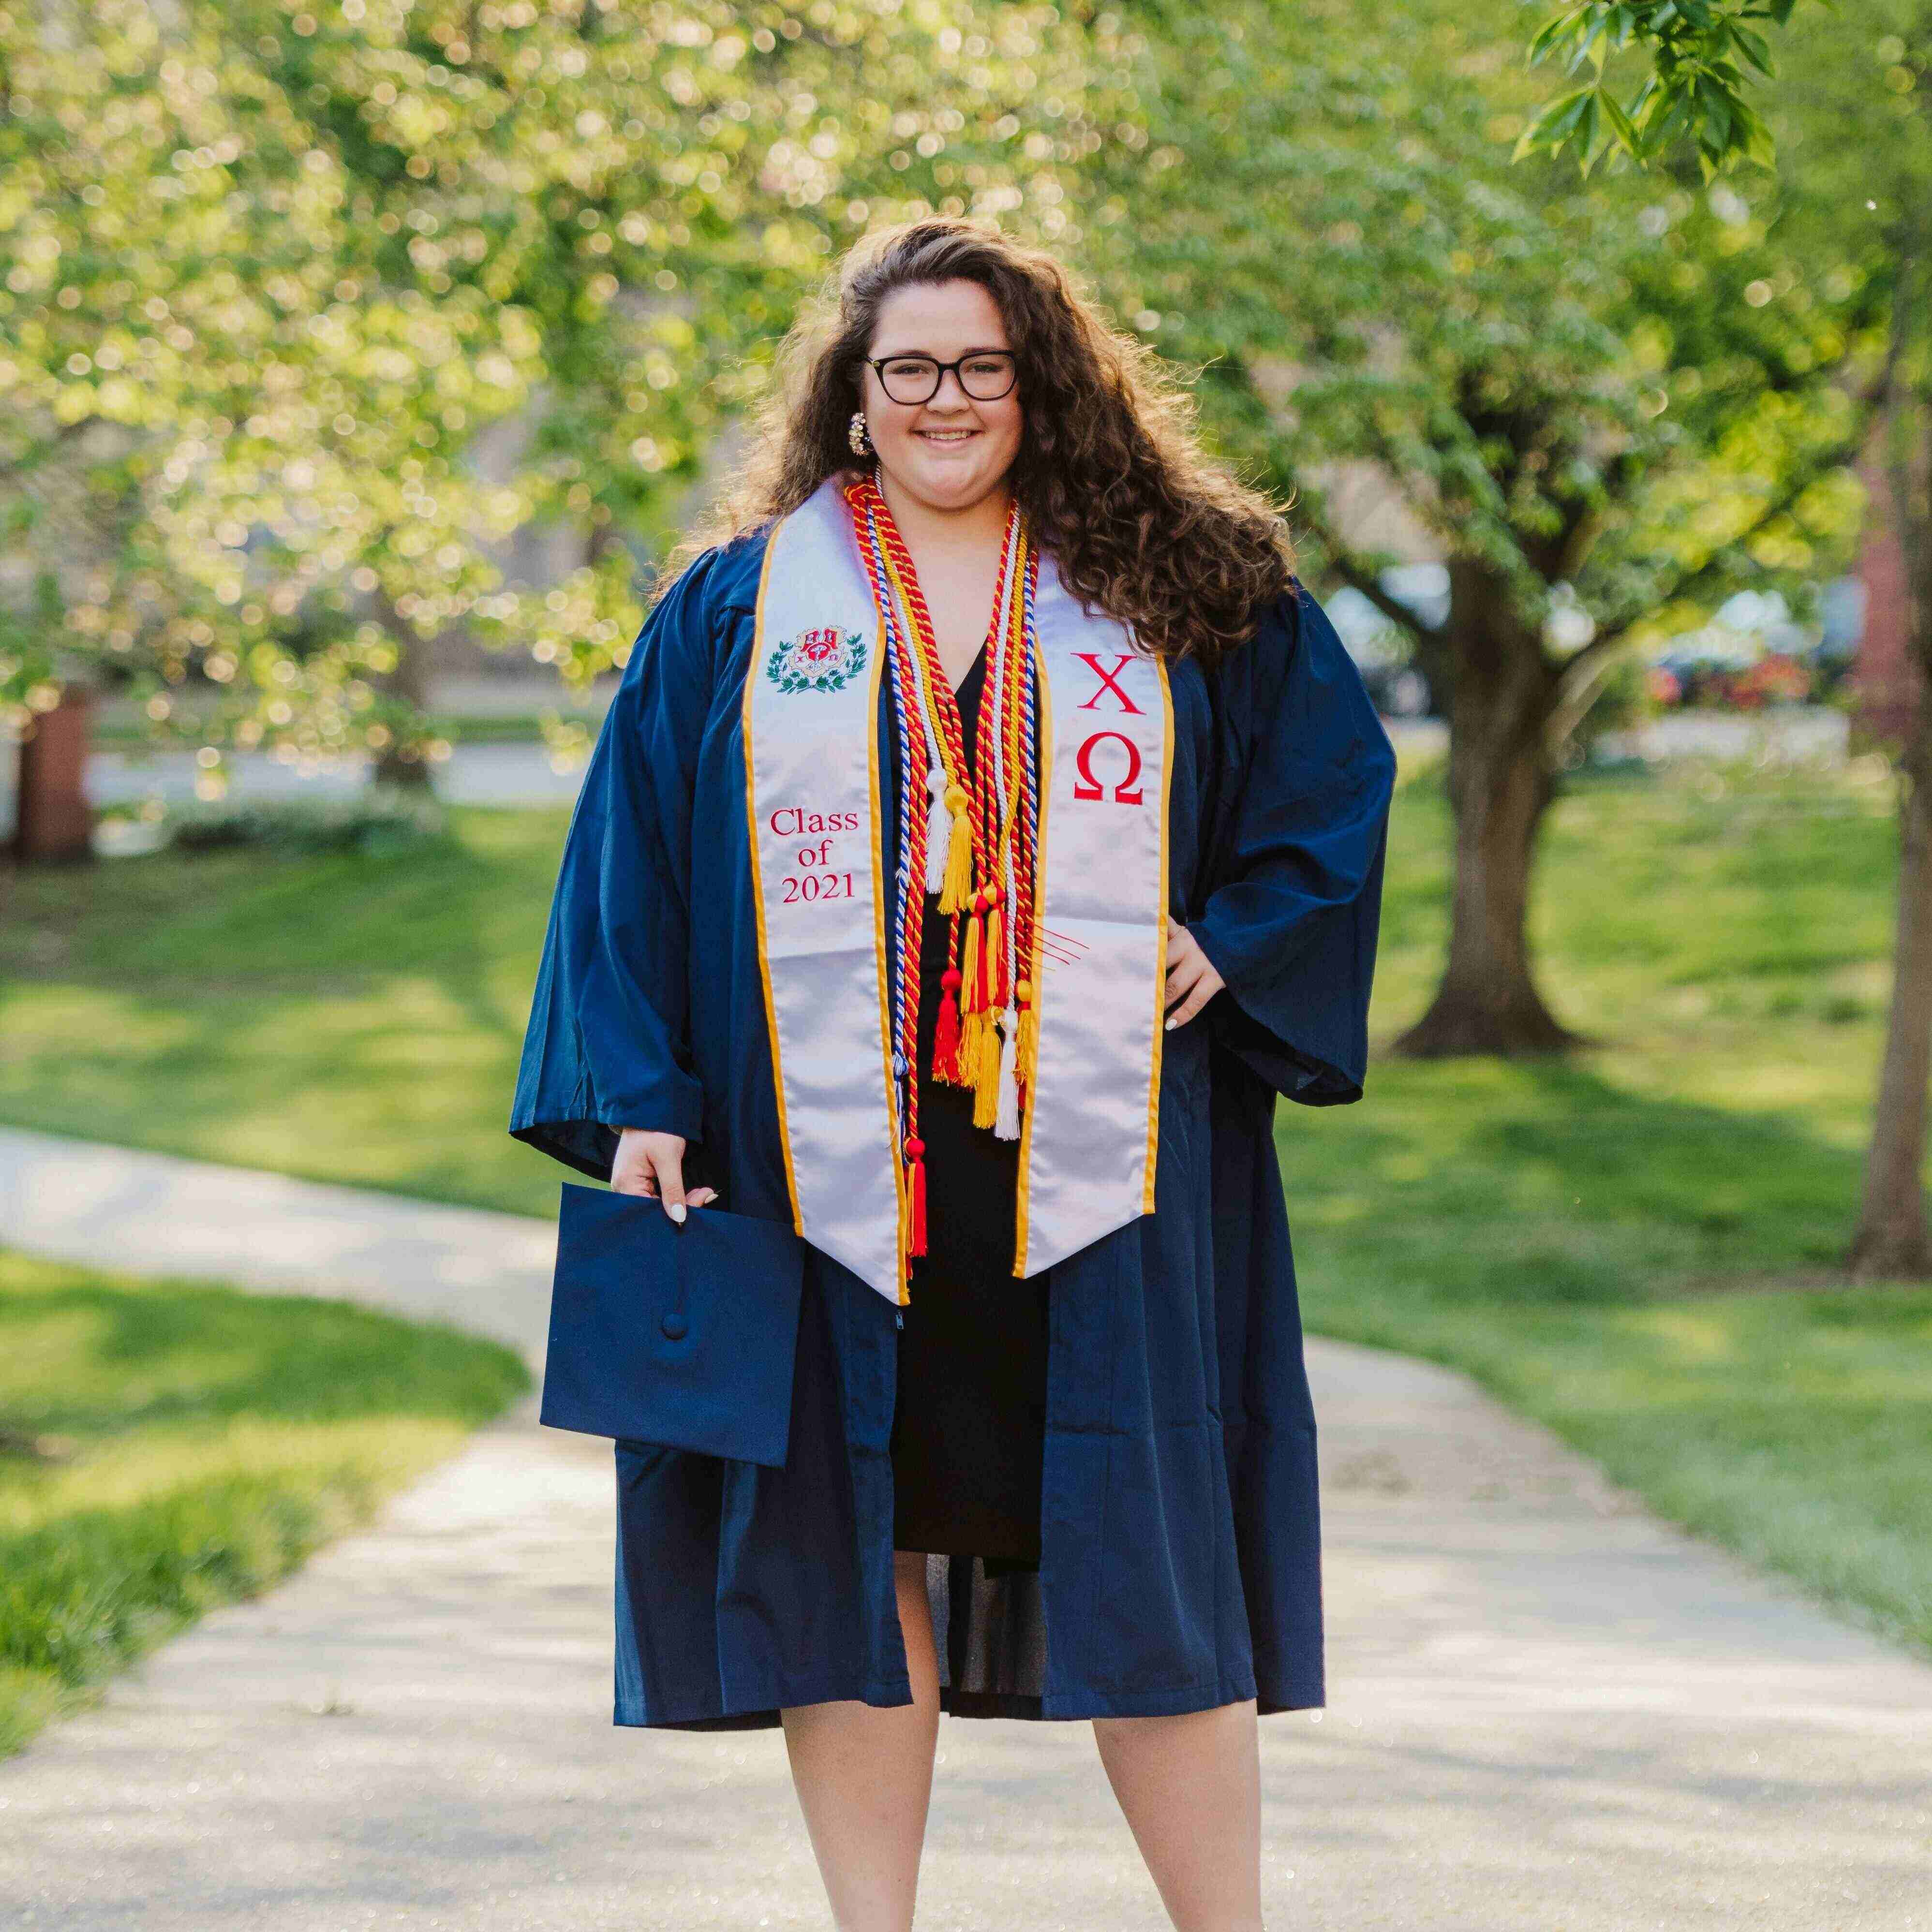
[1188, 581, 1397, 1106]
[509, 546, 725, 1180]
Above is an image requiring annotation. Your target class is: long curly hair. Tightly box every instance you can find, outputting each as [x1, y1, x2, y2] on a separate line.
[678, 218, 1292, 668]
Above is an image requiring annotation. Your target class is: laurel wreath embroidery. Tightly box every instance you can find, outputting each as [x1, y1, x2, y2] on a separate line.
[766, 626, 867, 695]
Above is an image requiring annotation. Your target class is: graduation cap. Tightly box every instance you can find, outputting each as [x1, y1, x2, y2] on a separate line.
[540, 1182, 805, 1468]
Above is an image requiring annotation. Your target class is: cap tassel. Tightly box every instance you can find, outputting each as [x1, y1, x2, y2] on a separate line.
[933, 967, 964, 1083]
[938, 785, 973, 913]
[905, 1136, 927, 1256]
[993, 1005, 1022, 1140]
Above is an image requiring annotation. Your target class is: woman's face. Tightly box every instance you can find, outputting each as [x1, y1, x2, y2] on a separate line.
[859, 279, 1023, 516]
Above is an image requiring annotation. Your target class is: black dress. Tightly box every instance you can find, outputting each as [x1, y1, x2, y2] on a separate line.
[890, 647, 1051, 1572]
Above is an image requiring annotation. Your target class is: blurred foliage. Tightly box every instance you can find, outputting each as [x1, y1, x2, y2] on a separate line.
[0, 0, 1120, 760]
[1086, 0, 1872, 679]
[2, 0, 1896, 777]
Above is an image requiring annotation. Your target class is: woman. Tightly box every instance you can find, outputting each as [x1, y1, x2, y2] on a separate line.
[512, 218, 1396, 1932]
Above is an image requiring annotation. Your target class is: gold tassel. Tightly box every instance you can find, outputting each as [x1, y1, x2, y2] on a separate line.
[983, 895, 1005, 1010]
[1015, 975, 1039, 1091]
[938, 784, 972, 913]
[959, 903, 982, 1024]
[971, 1004, 1002, 1127]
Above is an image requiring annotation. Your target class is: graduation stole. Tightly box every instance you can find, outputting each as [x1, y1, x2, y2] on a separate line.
[744, 472, 1173, 1305]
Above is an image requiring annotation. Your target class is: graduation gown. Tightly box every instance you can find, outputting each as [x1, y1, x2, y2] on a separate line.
[511, 527, 1397, 1727]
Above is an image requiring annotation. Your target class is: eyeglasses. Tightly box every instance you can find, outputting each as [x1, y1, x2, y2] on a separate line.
[866, 350, 1019, 407]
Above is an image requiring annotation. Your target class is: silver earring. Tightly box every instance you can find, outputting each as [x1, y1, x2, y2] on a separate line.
[847, 410, 872, 457]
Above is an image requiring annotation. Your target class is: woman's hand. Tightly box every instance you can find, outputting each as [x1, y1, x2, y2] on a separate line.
[611, 1128, 718, 1221]
[1164, 919, 1226, 1031]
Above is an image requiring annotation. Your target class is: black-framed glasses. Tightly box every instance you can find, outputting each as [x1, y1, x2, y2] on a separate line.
[866, 350, 1019, 407]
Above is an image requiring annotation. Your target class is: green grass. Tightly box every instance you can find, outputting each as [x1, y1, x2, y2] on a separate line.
[1280, 754, 1932, 1655]
[0, 1249, 529, 1756]
[0, 810, 565, 1215]
[1, 760, 1929, 1657]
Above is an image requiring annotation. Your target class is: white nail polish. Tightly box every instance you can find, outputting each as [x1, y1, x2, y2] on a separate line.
[668, 1202, 686, 1224]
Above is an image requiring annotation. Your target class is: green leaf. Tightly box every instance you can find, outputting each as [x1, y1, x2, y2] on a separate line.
[1600, 88, 1643, 157]
[1731, 24, 1776, 76]
[1528, 14, 1582, 65]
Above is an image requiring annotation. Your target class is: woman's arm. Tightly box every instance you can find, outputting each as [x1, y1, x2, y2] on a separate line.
[509, 547, 729, 1190]
[1186, 583, 1398, 1105]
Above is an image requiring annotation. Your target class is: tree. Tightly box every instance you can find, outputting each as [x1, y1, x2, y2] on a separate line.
[1082, 0, 1867, 1053]
[1753, 2, 1932, 1275]
[1511, 0, 1932, 1278]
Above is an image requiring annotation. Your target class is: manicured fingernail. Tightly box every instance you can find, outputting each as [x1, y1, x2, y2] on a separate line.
[668, 1202, 686, 1224]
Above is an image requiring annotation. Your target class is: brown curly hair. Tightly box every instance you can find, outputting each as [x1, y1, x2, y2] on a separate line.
[680, 218, 1292, 668]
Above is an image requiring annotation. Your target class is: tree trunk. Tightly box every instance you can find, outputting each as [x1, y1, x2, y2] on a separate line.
[9, 685, 95, 865]
[371, 602, 434, 790]
[1849, 713, 1932, 1277]
[1395, 559, 1586, 1058]
[1847, 370, 1932, 1277]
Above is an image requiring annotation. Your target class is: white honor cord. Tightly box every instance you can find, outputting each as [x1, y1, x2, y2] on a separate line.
[923, 760, 949, 895]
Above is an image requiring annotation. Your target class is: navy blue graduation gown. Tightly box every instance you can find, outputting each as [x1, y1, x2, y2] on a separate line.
[511, 527, 1396, 1727]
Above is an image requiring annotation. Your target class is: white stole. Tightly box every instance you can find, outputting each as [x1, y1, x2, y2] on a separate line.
[744, 476, 1172, 1303]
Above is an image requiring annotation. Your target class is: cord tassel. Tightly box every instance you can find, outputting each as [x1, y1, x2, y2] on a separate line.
[983, 891, 1006, 1012]
[971, 1002, 1003, 1128]
[960, 903, 983, 1018]
[1016, 977, 1039, 1093]
[970, 889, 997, 1012]
[993, 1005, 1022, 1140]
[938, 785, 973, 913]
[932, 967, 964, 1084]
[905, 1137, 927, 1257]
[924, 767, 951, 896]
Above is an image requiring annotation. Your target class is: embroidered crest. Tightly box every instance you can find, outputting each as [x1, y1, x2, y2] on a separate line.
[766, 625, 868, 695]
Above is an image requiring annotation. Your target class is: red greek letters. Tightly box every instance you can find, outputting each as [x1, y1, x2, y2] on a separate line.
[1074, 651, 1143, 714]
[1073, 730, 1144, 805]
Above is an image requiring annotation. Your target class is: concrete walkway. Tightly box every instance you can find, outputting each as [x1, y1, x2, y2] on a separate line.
[0, 1129, 1927, 1930]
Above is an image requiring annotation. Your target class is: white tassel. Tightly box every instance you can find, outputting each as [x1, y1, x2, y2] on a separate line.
[993, 1003, 1022, 1140]
[924, 764, 951, 895]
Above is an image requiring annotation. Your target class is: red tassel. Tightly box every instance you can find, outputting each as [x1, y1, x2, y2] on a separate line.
[906, 1137, 927, 1257]
[933, 968, 963, 1081]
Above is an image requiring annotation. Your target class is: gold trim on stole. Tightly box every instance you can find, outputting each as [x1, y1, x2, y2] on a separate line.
[1142, 658, 1175, 1216]
[1010, 657, 1053, 1277]
[743, 532, 804, 1238]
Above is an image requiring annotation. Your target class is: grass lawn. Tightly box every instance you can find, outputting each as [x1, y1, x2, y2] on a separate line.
[0, 1249, 528, 1756]
[1, 759, 1928, 1657]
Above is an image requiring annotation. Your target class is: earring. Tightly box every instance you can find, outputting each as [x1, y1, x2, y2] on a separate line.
[847, 410, 872, 457]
